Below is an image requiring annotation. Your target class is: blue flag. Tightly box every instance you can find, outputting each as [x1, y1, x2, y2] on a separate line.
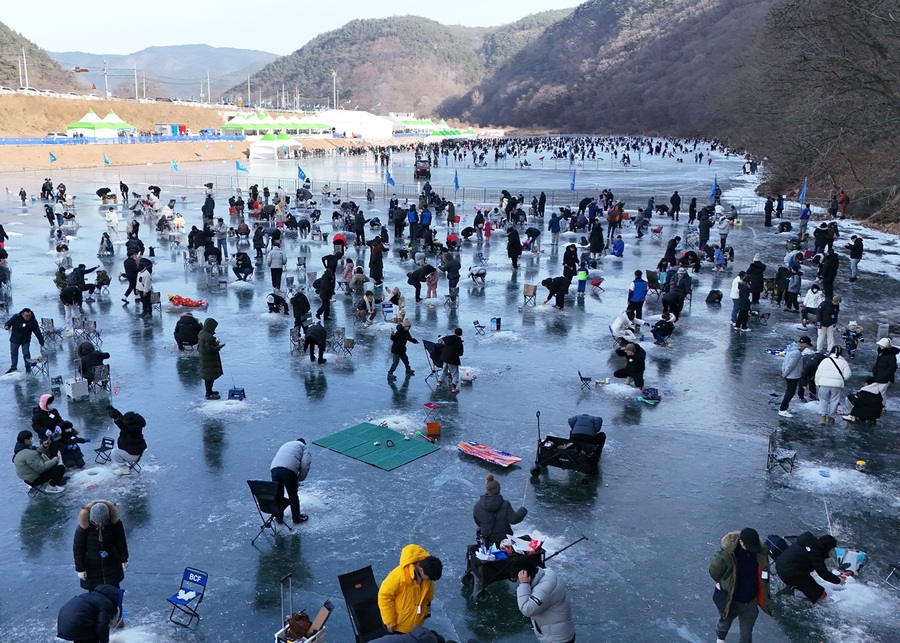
[386, 170, 395, 187]
[236, 161, 249, 173]
[170, 159, 179, 172]
[798, 177, 808, 205]
[454, 169, 459, 192]
[49, 152, 57, 163]
[570, 170, 576, 192]
[297, 166, 307, 181]
[709, 175, 718, 201]
[103, 153, 110, 165]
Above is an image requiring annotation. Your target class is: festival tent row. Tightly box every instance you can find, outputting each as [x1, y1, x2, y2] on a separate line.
[66, 109, 136, 138]
[221, 112, 332, 134]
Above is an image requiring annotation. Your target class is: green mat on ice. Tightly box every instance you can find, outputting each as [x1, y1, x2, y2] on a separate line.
[313, 422, 439, 471]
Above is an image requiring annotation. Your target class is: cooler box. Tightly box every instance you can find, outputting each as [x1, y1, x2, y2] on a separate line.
[64, 378, 89, 401]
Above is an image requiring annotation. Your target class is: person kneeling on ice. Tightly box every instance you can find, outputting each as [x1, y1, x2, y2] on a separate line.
[266, 292, 289, 314]
[843, 377, 885, 423]
[541, 276, 569, 309]
[107, 406, 147, 472]
[650, 313, 675, 346]
[613, 343, 646, 389]
[473, 474, 527, 546]
[611, 309, 644, 343]
[270, 438, 312, 525]
[13, 429, 67, 492]
[514, 556, 576, 643]
[609, 235, 624, 257]
[775, 532, 844, 602]
[378, 545, 442, 634]
[568, 414, 605, 454]
[57, 584, 122, 643]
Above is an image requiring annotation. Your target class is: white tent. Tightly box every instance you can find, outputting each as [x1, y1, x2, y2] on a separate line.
[66, 108, 120, 139]
[317, 110, 393, 139]
[248, 134, 303, 160]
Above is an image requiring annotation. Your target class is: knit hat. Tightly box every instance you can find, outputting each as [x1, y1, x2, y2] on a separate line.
[819, 535, 837, 552]
[753, 254, 761, 262]
[89, 502, 110, 526]
[402, 318, 412, 329]
[877, 337, 892, 348]
[832, 295, 842, 303]
[39, 394, 54, 411]
[677, 267, 686, 274]
[485, 474, 500, 495]
[624, 343, 636, 352]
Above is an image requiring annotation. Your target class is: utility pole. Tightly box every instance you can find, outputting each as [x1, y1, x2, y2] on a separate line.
[247, 75, 250, 107]
[331, 69, 336, 111]
[207, 71, 211, 104]
[17, 53, 22, 88]
[133, 64, 138, 100]
[22, 47, 29, 88]
[103, 60, 109, 98]
[142, 71, 146, 99]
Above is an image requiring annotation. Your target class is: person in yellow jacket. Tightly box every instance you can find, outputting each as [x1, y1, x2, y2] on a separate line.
[378, 544, 443, 634]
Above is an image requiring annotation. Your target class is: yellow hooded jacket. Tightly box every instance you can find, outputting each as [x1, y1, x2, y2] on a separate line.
[378, 544, 434, 633]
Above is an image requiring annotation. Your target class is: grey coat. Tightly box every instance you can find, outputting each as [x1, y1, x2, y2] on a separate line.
[269, 440, 312, 481]
[782, 342, 804, 379]
[517, 568, 575, 643]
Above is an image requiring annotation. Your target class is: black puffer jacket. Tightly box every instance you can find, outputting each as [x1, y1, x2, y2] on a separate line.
[76, 342, 110, 378]
[108, 407, 147, 457]
[32, 405, 65, 435]
[872, 346, 899, 383]
[473, 493, 527, 545]
[57, 584, 120, 643]
[390, 326, 418, 356]
[439, 334, 464, 366]
[173, 313, 203, 346]
[73, 500, 129, 590]
[775, 532, 841, 586]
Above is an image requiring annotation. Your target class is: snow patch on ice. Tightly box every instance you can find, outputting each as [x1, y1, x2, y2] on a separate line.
[368, 413, 421, 434]
[475, 330, 520, 343]
[110, 626, 167, 642]
[792, 466, 897, 500]
[192, 397, 271, 418]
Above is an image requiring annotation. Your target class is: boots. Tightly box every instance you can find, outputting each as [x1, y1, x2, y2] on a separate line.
[826, 415, 835, 425]
[818, 414, 827, 424]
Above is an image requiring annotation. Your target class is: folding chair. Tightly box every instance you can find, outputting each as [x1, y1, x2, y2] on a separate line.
[122, 454, 143, 474]
[590, 277, 605, 294]
[167, 567, 208, 627]
[609, 325, 622, 349]
[247, 479, 292, 545]
[341, 337, 355, 357]
[94, 437, 115, 464]
[71, 317, 87, 342]
[422, 340, 443, 383]
[381, 302, 394, 323]
[82, 320, 102, 345]
[30, 356, 49, 377]
[523, 284, 537, 307]
[89, 365, 111, 395]
[285, 276, 295, 293]
[885, 562, 900, 591]
[423, 402, 441, 423]
[650, 225, 663, 239]
[444, 288, 459, 309]
[645, 271, 662, 300]
[750, 309, 771, 325]
[183, 249, 197, 270]
[475, 252, 488, 267]
[327, 326, 346, 354]
[150, 291, 162, 313]
[578, 371, 592, 391]
[306, 271, 318, 290]
[766, 430, 797, 474]
[41, 318, 63, 342]
[473, 320, 485, 335]
[289, 327, 302, 354]
[337, 566, 388, 643]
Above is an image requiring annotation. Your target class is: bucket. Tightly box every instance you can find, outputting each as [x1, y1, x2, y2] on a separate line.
[426, 421, 441, 438]
[877, 323, 890, 341]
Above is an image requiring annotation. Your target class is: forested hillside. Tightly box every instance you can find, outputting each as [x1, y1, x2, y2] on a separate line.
[0, 21, 80, 90]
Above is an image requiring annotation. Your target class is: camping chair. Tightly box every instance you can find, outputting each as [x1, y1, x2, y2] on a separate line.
[326, 326, 346, 354]
[749, 308, 771, 325]
[247, 479, 292, 545]
[341, 337, 355, 357]
[578, 371, 592, 391]
[444, 288, 459, 309]
[41, 318, 63, 342]
[523, 284, 537, 307]
[167, 567, 208, 627]
[285, 276, 295, 293]
[122, 454, 143, 474]
[608, 325, 622, 349]
[645, 271, 662, 300]
[885, 563, 900, 591]
[473, 320, 486, 335]
[289, 327, 302, 354]
[650, 225, 663, 239]
[150, 291, 162, 313]
[475, 252, 488, 267]
[381, 302, 393, 322]
[766, 430, 797, 474]
[71, 318, 87, 342]
[30, 356, 49, 377]
[590, 277, 605, 294]
[80, 320, 102, 345]
[423, 402, 441, 423]
[337, 566, 388, 643]
[94, 437, 115, 464]
[183, 249, 197, 270]
[306, 271, 318, 290]
[422, 340, 443, 383]
[89, 365, 111, 395]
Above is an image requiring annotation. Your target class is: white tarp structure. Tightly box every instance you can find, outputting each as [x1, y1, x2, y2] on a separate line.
[317, 110, 394, 139]
[248, 133, 304, 160]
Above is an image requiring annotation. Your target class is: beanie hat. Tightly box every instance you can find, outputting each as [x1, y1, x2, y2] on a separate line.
[832, 295, 842, 303]
[402, 318, 412, 329]
[89, 502, 110, 526]
[877, 337, 892, 348]
[624, 343, 636, 352]
[819, 535, 837, 552]
[485, 474, 500, 495]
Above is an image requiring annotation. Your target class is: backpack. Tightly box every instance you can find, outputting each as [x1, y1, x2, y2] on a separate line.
[766, 534, 791, 561]
[705, 289, 723, 304]
[802, 352, 826, 377]
[641, 387, 661, 401]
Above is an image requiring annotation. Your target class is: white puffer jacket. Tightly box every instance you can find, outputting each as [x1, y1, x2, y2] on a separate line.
[815, 354, 851, 388]
[517, 568, 575, 643]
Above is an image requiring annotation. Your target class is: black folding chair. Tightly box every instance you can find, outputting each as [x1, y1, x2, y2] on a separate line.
[578, 371, 592, 391]
[94, 437, 115, 464]
[247, 479, 292, 545]
[766, 430, 797, 474]
[337, 566, 388, 643]
[422, 340, 443, 383]
[473, 320, 485, 336]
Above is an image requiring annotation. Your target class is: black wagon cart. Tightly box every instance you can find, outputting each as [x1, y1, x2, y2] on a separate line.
[530, 411, 605, 484]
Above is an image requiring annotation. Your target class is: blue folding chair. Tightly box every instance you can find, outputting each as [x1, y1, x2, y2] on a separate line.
[167, 567, 208, 627]
[475, 252, 488, 267]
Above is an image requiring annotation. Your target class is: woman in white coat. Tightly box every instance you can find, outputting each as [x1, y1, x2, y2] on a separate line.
[814, 345, 851, 425]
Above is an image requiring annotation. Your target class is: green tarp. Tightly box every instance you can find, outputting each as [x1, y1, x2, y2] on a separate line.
[313, 422, 439, 471]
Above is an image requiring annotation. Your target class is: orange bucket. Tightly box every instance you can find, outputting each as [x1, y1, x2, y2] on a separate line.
[426, 422, 441, 438]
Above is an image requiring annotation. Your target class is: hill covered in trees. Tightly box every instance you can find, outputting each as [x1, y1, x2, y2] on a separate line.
[0, 21, 80, 91]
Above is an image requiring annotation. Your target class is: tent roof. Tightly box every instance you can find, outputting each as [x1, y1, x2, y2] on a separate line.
[101, 110, 135, 130]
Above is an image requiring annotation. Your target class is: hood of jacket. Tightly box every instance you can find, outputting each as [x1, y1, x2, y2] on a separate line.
[202, 318, 218, 333]
[77, 499, 120, 529]
[92, 583, 121, 608]
[39, 393, 53, 411]
[398, 544, 430, 572]
[879, 346, 900, 357]
[720, 531, 741, 552]
[477, 492, 505, 513]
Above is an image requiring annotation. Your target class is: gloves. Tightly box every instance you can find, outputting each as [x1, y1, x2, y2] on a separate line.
[83, 437, 91, 443]
[77, 571, 87, 581]
[67, 444, 78, 450]
[122, 562, 128, 572]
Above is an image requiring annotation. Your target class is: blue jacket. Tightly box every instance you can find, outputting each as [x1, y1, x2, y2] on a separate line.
[782, 342, 804, 379]
[629, 279, 648, 302]
[420, 209, 432, 226]
[407, 209, 418, 224]
[611, 240, 624, 257]
[548, 216, 561, 233]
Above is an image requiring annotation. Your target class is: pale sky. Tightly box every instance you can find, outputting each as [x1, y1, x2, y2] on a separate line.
[4, 1, 579, 56]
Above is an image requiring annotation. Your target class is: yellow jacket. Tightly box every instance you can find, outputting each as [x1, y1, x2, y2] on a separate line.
[378, 544, 434, 633]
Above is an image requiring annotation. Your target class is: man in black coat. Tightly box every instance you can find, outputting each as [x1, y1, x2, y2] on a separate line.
[541, 276, 569, 309]
[303, 322, 327, 364]
[387, 320, 418, 379]
[664, 236, 681, 266]
[437, 328, 464, 392]
[291, 290, 311, 329]
[775, 532, 843, 602]
[818, 250, 839, 299]
[174, 312, 203, 350]
[407, 265, 435, 303]
[669, 191, 681, 220]
[871, 337, 899, 401]
[122, 250, 139, 303]
[57, 584, 121, 643]
[613, 343, 646, 389]
[107, 406, 147, 469]
[315, 269, 335, 321]
[4, 308, 44, 374]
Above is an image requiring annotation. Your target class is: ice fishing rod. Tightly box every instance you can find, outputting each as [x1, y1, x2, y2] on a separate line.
[543, 535, 588, 563]
[523, 410, 541, 507]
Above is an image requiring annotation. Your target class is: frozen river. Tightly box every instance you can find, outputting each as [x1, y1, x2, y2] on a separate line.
[1, 147, 898, 642]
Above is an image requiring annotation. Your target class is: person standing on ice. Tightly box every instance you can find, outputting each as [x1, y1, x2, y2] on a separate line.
[270, 438, 311, 525]
[515, 556, 575, 643]
[378, 545, 442, 634]
[709, 528, 771, 643]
